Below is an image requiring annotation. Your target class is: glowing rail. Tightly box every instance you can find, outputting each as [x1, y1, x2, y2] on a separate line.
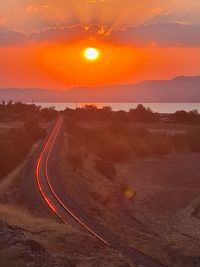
[36, 116, 68, 223]
[35, 115, 166, 267]
[36, 116, 109, 245]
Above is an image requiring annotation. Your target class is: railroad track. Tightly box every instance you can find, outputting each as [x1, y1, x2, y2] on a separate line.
[36, 115, 166, 267]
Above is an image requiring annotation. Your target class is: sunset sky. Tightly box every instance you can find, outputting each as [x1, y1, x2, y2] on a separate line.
[1, 0, 200, 89]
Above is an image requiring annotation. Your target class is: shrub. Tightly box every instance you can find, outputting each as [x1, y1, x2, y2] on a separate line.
[129, 104, 159, 122]
[97, 134, 131, 163]
[130, 130, 172, 158]
[40, 107, 57, 121]
[171, 110, 200, 124]
[25, 119, 46, 141]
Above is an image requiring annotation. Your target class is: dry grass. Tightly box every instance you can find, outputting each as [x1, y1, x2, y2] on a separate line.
[0, 122, 23, 133]
[0, 204, 75, 234]
[0, 204, 124, 266]
[0, 162, 25, 193]
[116, 153, 200, 260]
[0, 203, 100, 254]
[0, 203, 78, 255]
[0, 139, 40, 193]
[130, 121, 200, 132]
[81, 120, 200, 133]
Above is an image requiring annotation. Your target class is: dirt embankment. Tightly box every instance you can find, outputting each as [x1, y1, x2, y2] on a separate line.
[0, 136, 127, 267]
[60, 133, 200, 267]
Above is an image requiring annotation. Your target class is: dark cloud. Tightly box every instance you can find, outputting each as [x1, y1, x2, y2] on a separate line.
[1, 23, 200, 47]
[30, 24, 111, 43]
[31, 23, 200, 47]
[0, 27, 26, 46]
[108, 23, 200, 47]
[31, 25, 94, 43]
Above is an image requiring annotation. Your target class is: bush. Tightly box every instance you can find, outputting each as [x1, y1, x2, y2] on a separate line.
[171, 110, 200, 124]
[129, 104, 159, 122]
[63, 112, 200, 161]
[63, 105, 113, 122]
[40, 107, 57, 121]
[130, 130, 172, 158]
[97, 134, 131, 163]
[25, 119, 46, 141]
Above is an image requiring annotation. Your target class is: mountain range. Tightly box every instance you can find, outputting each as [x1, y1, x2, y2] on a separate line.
[0, 76, 200, 103]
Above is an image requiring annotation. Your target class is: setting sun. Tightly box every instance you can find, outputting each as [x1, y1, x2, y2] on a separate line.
[1, 1, 200, 266]
[84, 47, 100, 61]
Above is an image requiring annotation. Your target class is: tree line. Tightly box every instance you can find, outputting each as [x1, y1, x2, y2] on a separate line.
[62, 104, 200, 124]
[0, 101, 57, 122]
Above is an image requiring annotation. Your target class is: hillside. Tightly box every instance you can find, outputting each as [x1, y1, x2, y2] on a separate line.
[1, 76, 200, 103]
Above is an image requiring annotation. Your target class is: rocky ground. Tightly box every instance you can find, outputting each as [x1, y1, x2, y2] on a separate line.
[0, 216, 126, 267]
[0, 220, 75, 267]
[0, 196, 127, 267]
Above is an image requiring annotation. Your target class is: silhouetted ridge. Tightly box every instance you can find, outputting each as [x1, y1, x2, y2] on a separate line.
[1, 75, 200, 102]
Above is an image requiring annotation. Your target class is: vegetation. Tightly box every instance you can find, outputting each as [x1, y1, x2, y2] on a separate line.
[63, 105, 200, 166]
[63, 104, 159, 123]
[128, 104, 159, 122]
[0, 119, 46, 177]
[63, 104, 200, 125]
[96, 133, 131, 162]
[0, 101, 57, 122]
[170, 110, 200, 124]
[0, 102, 58, 178]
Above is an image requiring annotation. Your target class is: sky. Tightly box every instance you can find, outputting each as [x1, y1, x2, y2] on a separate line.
[1, 0, 200, 89]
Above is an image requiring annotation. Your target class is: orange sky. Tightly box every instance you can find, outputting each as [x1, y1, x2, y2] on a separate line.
[1, 0, 200, 89]
[1, 43, 200, 89]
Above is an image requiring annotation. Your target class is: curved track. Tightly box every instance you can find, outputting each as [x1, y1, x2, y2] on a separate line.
[36, 116, 166, 267]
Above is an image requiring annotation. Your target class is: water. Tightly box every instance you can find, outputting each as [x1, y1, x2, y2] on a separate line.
[35, 103, 200, 113]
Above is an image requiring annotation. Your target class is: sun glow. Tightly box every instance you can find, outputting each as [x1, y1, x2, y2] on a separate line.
[84, 47, 100, 61]
[40, 40, 143, 86]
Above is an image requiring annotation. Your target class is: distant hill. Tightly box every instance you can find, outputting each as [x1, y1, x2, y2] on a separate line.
[1, 76, 200, 103]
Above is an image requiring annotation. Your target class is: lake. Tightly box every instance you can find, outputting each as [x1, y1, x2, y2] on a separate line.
[35, 103, 200, 113]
